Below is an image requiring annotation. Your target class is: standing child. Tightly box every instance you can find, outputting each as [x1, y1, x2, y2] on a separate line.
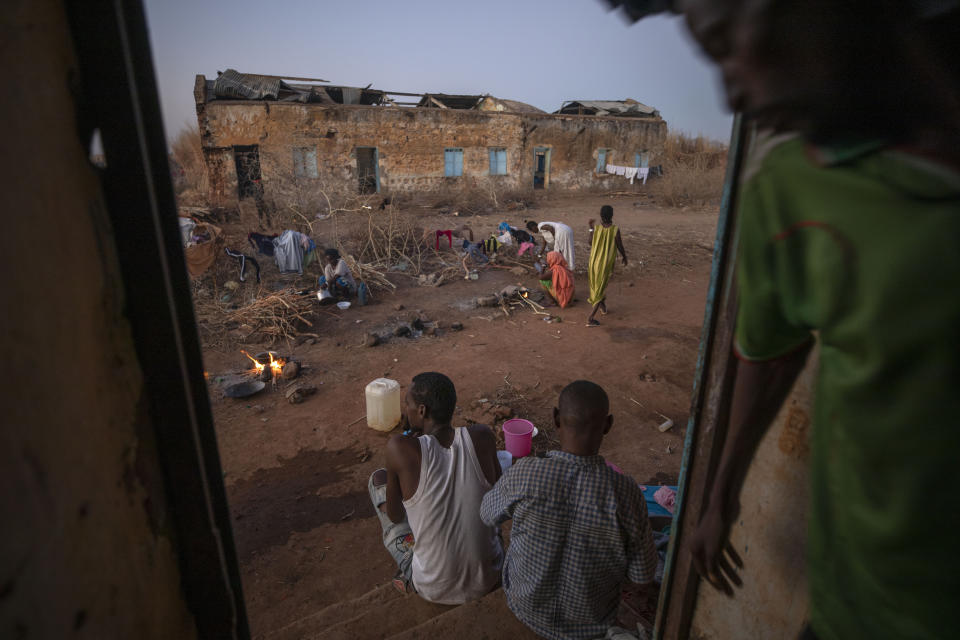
[587, 206, 627, 326]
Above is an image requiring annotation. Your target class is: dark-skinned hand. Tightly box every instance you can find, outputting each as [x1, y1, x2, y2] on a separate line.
[689, 502, 744, 596]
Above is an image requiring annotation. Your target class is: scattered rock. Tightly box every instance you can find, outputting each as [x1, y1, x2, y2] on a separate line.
[251, 404, 264, 413]
[500, 285, 520, 298]
[394, 303, 405, 311]
[476, 294, 499, 307]
[394, 325, 411, 337]
[285, 382, 317, 404]
[304, 338, 316, 345]
[364, 333, 381, 347]
[510, 266, 527, 276]
[418, 273, 441, 286]
[281, 361, 300, 380]
[450, 322, 464, 331]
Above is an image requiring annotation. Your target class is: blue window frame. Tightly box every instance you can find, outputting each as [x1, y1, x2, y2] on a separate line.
[636, 150, 650, 168]
[293, 146, 318, 178]
[597, 148, 610, 172]
[488, 148, 507, 175]
[444, 148, 464, 177]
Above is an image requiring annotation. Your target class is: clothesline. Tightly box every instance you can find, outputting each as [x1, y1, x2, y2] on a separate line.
[604, 163, 649, 185]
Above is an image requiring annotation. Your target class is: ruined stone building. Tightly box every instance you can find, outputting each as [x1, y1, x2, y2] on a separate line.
[194, 70, 667, 203]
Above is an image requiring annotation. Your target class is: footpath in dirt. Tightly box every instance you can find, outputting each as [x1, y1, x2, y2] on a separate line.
[196, 193, 718, 638]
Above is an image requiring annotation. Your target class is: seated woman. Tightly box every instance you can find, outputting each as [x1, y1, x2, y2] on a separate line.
[319, 248, 358, 299]
[537, 251, 575, 308]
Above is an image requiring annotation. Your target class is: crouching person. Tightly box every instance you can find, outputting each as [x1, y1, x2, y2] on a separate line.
[319, 248, 357, 299]
[480, 380, 656, 639]
[368, 372, 504, 603]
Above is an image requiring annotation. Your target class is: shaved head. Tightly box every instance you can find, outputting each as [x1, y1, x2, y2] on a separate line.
[558, 380, 610, 433]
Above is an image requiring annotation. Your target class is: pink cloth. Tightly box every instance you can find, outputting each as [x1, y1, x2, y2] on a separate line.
[435, 229, 452, 250]
[517, 241, 536, 256]
[653, 485, 677, 514]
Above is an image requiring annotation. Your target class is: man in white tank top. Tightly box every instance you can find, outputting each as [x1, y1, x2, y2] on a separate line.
[368, 372, 503, 604]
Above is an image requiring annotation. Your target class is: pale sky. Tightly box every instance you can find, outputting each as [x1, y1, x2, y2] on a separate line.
[143, 0, 733, 143]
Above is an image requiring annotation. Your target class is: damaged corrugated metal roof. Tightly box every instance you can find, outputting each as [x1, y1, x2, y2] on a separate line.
[554, 100, 660, 118]
[209, 69, 387, 105]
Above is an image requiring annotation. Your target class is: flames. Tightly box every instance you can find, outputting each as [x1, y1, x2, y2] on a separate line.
[268, 352, 283, 376]
[521, 291, 529, 298]
[241, 350, 265, 374]
[241, 350, 285, 377]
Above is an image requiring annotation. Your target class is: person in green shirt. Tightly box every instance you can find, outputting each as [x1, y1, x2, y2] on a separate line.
[678, 1, 960, 639]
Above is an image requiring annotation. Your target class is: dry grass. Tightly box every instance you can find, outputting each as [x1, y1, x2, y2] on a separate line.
[429, 177, 539, 215]
[170, 124, 209, 206]
[650, 132, 728, 209]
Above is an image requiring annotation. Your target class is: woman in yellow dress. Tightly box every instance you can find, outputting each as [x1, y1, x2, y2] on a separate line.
[587, 205, 627, 326]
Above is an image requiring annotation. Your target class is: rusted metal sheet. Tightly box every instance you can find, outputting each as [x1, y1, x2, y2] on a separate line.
[688, 356, 815, 639]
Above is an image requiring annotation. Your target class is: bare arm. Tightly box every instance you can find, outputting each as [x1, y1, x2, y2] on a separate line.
[539, 224, 554, 255]
[615, 229, 628, 265]
[466, 424, 501, 485]
[690, 339, 813, 594]
[385, 435, 419, 524]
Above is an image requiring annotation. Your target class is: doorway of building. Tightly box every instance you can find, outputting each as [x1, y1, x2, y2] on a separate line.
[356, 146, 380, 194]
[233, 145, 263, 199]
[533, 147, 550, 189]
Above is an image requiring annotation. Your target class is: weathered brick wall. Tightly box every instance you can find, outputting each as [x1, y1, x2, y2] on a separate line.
[195, 90, 666, 203]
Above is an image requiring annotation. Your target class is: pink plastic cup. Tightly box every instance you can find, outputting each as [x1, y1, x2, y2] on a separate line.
[503, 419, 534, 458]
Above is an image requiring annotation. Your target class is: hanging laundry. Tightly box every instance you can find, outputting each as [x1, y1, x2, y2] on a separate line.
[625, 167, 639, 184]
[272, 229, 308, 275]
[224, 247, 261, 283]
[247, 232, 278, 256]
[615, 165, 627, 176]
[638, 167, 650, 185]
[605, 163, 617, 175]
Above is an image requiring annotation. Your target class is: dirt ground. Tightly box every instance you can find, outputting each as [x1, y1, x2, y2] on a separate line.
[196, 193, 719, 638]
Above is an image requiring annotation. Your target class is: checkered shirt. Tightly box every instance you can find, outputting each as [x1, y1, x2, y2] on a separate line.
[480, 451, 656, 640]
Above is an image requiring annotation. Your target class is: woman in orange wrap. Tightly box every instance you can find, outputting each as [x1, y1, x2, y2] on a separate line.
[538, 251, 574, 308]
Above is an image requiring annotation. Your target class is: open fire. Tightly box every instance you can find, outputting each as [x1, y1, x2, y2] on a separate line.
[241, 350, 286, 383]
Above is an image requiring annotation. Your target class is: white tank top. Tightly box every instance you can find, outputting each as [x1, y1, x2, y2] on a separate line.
[403, 427, 503, 604]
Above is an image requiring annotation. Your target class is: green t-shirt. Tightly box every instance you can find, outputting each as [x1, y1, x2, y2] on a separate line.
[735, 136, 960, 640]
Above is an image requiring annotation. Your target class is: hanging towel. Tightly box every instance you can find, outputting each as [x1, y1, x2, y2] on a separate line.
[625, 167, 638, 184]
[605, 164, 617, 175]
[639, 167, 650, 185]
[273, 229, 306, 275]
[615, 165, 627, 176]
